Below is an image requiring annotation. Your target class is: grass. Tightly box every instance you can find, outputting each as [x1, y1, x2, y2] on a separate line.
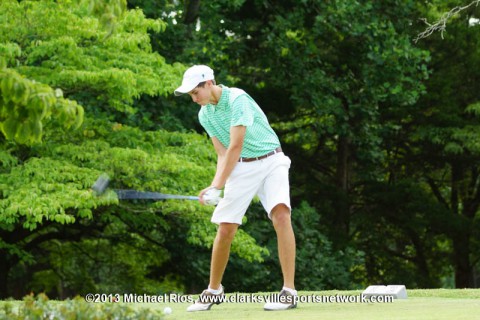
[136, 289, 480, 320]
[1, 289, 479, 319]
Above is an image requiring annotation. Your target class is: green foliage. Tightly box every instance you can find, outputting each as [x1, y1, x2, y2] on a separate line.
[262, 0, 429, 162]
[0, 68, 84, 144]
[0, 293, 163, 320]
[0, 148, 17, 169]
[409, 3, 480, 287]
[32, 236, 171, 295]
[82, 0, 128, 33]
[0, 157, 108, 230]
[292, 202, 364, 290]
[0, 0, 181, 115]
[0, 0, 250, 299]
[147, 0, 479, 290]
[355, 180, 452, 288]
[2, 0, 479, 298]
[0, 43, 21, 67]
[1, 116, 269, 297]
[220, 202, 362, 292]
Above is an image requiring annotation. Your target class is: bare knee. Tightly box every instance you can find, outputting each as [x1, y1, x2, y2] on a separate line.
[217, 223, 239, 242]
[271, 204, 291, 228]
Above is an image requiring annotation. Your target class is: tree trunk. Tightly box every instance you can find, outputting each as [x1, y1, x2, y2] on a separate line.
[453, 231, 473, 287]
[409, 231, 436, 287]
[0, 251, 9, 299]
[184, 0, 201, 24]
[450, 164, 475, 288]
[334, 135, 350, 240]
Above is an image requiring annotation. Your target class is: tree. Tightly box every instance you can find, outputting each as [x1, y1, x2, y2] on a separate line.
[149, 0, 429, 238]
[0, 0, 268, 298]
[150, 0, 480, 289]
[408, 0, 480, 287]
[255, 0, 429, 245]
[133, 0, 480, 289]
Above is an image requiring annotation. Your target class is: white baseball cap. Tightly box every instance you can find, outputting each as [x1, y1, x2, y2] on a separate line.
[174, 65, 215, 96]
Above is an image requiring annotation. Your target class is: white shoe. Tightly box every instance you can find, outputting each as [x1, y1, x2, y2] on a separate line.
[264, 289, 297, 311]
[187, 286, 225, 312]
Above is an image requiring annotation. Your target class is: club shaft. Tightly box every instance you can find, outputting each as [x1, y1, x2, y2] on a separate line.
[114, 189, 199, 201]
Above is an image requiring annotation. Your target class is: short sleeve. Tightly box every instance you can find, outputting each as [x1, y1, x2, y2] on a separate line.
[230, 95, 254, 127]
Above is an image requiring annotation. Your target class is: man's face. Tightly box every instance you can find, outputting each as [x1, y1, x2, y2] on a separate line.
[188, 82, 211, 106]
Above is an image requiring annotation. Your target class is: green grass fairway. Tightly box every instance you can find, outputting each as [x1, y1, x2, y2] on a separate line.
[136, 289, 480, 320]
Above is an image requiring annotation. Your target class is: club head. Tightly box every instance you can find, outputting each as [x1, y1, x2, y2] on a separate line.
[92, 173, 110, 195]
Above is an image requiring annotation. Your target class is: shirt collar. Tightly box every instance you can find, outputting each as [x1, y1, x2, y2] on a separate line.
[208, 85, 229, 110]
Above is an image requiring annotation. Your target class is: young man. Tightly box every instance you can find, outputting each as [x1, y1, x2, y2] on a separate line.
[174, 65, 297, 311]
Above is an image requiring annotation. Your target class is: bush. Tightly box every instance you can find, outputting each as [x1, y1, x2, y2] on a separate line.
[0, 293, 163, 320]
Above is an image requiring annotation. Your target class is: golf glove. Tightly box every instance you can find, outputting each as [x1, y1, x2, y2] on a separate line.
[203, 187, 222, 206]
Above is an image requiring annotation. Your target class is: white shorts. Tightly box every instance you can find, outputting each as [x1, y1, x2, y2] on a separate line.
[211, 152, 291, 225]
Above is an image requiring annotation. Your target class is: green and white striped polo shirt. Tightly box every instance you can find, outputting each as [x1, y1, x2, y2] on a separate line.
[198, 85, 280, 158]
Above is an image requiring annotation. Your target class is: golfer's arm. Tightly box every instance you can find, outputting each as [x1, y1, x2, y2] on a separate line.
[211, 126, 245, 189]
[212, 137, 226, 176]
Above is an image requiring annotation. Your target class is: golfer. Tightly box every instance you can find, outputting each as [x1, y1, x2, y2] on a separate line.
[175, 65, 297, 311]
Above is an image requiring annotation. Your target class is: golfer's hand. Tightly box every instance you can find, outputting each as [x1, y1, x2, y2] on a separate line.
[199, 186, 222, 206]
[198, 186, 210, 205]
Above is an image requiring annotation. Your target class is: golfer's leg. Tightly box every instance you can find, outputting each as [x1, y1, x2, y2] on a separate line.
[209, 222, 239, 290]
[271, 204, 296, 289]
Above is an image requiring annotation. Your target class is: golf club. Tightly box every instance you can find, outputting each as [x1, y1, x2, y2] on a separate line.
[91, 173, 199, 201]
